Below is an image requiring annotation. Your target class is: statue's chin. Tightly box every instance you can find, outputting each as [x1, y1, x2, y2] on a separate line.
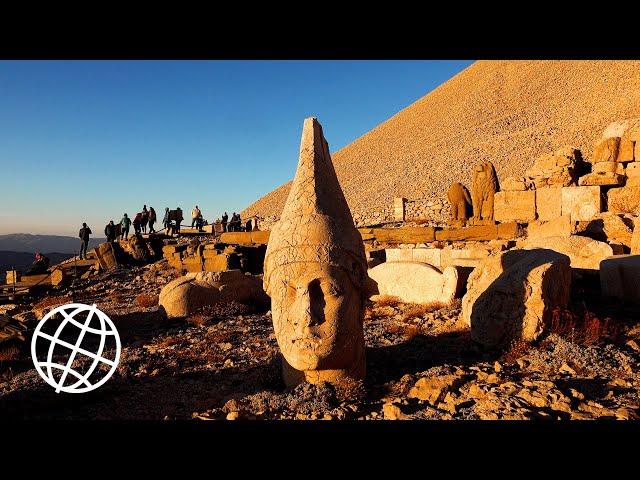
[284, 351, 322, 371]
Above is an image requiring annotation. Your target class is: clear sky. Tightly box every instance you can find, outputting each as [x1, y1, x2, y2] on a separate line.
[0, 60, 473, 236]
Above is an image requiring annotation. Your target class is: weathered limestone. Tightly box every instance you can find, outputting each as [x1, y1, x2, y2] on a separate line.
[525, 146, 581, 188]
[158, 270, 269, 318]
[471, 161, 498, 224]
[501, 176, 529, 191]
[441, 247, 490, 268]
[632, 218, 640, 254]
[367, 227, 436, 244]
[527, 216, 575, 239]
[535, 186, 562, 221]
[592, 137, 620, 163]
[523, 235, 614, 270]
[608, 185, 640, 216]
[368, 262, 459, 304]
[386, 248, 442, 266]
[447, 182, 472, 226]
[462, 249, 571, 349]
[494, 190, 536, 223]
[600, 255, 640, 304]
[219, 231, 270, 245]
[393, 197, 406, 222]
[93, 242, 119, 271]
[627, 162, 640, 179]
[561, 186, 603, 221]
[263, 117, 367, 387]
[574, 212, 633, 249]
[579, 172, 625, 187]
[435, 222, 521, 242]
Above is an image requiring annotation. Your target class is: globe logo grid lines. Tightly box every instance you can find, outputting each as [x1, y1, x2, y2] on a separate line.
[31, 303, 121, 394]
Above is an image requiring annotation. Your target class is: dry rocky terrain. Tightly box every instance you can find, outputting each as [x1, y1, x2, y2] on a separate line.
[1, 255, 638, 420]
[244, 60, 640, 220]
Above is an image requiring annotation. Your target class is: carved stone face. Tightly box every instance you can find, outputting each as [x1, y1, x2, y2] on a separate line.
[269, 261, 362, 372]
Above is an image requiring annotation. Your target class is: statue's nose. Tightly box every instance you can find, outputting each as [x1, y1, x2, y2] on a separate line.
[294, 290, 315, 332]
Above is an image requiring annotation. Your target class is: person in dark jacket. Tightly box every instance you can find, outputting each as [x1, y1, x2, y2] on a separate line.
[221, 212, 228, 232]
[133, 212, 143, 235]
[162, 207, 170, 232]
[141, 205, 149, 234]
[148, 206, 157, 233]
[26, 252, 50, 275]
[79, 222, 92, 259]
[175, 207, 183, 234]
[104, 220, 117, 243]
[120, 213, 131, 240]
[245, 219, 252, 232]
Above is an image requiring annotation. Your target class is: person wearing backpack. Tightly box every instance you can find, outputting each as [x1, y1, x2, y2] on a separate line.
[79, 222, 92, 259]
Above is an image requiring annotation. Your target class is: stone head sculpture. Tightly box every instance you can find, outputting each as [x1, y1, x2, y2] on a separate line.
[263, 117, 367, 387]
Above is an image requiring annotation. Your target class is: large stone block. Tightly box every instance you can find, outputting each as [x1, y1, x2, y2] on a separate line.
[462, 249, 571, 349]
[527, 216, 575, 239]
[574, 212, 633, 248]
[608, 185, 640, 216]
[494, 190, 536, 223]
[592, 137, 620, 163]
[219, 232, 254, 245]
[561, 186, 602, 221]
[578, 172, 625, 186]
[523, 235, 614, 270]
[535, 186, 562, 221]
[393, 197, 406, 221]
[435, 225, 500, 241]
[497, 222, 524, 239]
[441, 247, 490, 268]
[182, 255, 203, 273]
[250, 230, 270, 244]
[372, 227, 436, 244]
[617, 138, 635, 162]
[600, 255, 640, 303]
[592, 162, 624, 174]
[368, 262, 458, 304]
[386, 248, 442, 266]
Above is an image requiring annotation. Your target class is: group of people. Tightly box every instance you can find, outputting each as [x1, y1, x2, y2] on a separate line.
[76, 204, 259, 260]
[220, 211, 255, 232]
[102, 205, 158, 245]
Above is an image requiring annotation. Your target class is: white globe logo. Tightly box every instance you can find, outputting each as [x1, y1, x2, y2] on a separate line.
[31, 303, 121, 393]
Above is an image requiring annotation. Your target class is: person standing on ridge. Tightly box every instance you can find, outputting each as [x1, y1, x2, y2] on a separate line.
[141, 205, 149, 234]
[221, 211, 228, 232]
[104, 220, 117, 243]
[120, 213, 131, 240]
[148, 206, 157, 233]
[191, 205, 201, 228]
[79, 222, 92, 260]
[175, 207, 183, 234]
[133, 212, 143, 235]
[162, 207, 170, 232]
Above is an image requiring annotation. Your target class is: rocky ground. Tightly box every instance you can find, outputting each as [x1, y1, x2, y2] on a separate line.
[1, 258, 639, 421]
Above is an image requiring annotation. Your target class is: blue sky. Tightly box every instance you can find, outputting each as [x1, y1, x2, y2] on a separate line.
[0, 60, 473, 236]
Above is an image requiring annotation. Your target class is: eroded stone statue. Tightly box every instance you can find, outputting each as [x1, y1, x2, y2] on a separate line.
[447, 182, 472, 227]
[263, 117, 367, 387]
[471, 161, 499, 224]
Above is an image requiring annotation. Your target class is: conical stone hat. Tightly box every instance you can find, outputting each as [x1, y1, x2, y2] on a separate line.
[263, 117, 366, 292]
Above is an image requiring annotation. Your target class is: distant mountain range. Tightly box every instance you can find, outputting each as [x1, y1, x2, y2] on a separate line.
[0, 234, 105, 254]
